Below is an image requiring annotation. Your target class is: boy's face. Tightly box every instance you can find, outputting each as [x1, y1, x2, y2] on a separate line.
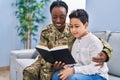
[51, 6, 67, 31]
[69, 18, 88, 39]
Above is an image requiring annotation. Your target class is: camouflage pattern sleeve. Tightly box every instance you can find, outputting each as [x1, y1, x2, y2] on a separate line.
[37, 24, 57, 80]
[38, 26, 49, 47]
[23, 55, 42, 80]
[99, 38, 113, 61]
[23, 25, 52, 80]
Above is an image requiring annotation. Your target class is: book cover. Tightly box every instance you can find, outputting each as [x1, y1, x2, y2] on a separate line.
[35, 45, 76, 64]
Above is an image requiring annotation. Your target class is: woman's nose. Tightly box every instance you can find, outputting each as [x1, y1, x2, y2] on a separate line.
[56, 18, 61, 22]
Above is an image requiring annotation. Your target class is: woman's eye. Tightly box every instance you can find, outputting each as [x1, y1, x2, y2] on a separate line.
[60, 16, 65, 20]
[52, 16, 57, 19]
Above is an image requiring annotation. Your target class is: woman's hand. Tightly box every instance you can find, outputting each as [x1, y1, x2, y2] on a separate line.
[53, 61, 65, 70]
[92, 51, 108, 67]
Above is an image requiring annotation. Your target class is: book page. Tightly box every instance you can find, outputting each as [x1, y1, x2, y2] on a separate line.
[36, 45, 68, 51]
[50, 45, 68, 51]
[36, 45, 49, 51]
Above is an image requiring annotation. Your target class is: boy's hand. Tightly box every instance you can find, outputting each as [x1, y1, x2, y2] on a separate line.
[58, 67, 74, 80]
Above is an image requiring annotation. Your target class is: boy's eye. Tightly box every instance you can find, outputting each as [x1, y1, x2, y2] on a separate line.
[75, 26, 79, 28]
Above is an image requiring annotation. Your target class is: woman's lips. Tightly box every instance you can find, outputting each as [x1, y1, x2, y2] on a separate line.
[56, 24, 62, 27]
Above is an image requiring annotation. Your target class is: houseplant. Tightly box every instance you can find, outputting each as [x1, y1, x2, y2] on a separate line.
[15, 0, 50, 49]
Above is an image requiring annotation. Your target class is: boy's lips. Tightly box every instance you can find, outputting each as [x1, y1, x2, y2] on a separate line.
[73, 33, 77, 35]
[72, 33, 78, 36]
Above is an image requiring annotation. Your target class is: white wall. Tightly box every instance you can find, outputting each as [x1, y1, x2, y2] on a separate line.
[63, 0, 86, 23]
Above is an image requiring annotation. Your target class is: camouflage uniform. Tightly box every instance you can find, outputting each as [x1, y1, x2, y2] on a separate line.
[23, 24, 112, 80]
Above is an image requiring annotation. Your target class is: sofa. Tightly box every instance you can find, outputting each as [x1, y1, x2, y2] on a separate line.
[10, 31, 120, 80]
[10, 49, 37, 80]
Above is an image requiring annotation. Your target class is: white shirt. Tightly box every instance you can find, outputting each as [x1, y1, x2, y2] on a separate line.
[71, 32, 108, 80]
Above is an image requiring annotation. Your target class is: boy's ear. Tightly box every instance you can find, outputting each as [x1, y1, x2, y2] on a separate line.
[84, 22, 88, 28]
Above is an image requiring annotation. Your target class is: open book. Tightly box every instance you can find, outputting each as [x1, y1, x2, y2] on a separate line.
[35, 45, 76, 64]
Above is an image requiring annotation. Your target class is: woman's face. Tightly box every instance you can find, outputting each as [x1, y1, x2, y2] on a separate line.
[51, 6, 67, 32]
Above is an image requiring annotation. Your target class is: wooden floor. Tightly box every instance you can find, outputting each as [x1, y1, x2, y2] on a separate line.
[0, 66, 9, 80]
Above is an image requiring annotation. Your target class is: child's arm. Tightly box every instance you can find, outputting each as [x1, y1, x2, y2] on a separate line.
[73, 42, 107, 75]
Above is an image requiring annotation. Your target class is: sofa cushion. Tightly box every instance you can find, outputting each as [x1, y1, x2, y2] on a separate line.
[107, 32, 120, 77]
[16, 59, 36, 72]
[109, 74, 120, 80]
[92, 31, 111, 41]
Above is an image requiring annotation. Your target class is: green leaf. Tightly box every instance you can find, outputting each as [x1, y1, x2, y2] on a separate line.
[13, 0, 50, 48]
